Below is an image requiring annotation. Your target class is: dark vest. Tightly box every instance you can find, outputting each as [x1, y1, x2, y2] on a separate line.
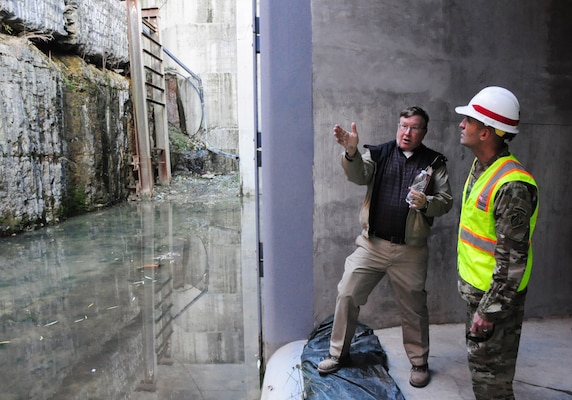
[365, 140, 446, 232]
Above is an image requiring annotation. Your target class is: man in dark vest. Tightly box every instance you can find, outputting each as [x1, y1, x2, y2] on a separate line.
[318, 106, 453, 388]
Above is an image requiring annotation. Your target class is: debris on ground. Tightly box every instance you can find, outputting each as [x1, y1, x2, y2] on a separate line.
[152, 172, 241, 203]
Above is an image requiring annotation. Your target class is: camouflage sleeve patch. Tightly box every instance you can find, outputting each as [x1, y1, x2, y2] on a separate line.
[494, 182, 536, 243]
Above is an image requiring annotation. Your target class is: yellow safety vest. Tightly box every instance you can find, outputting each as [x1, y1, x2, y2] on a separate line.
[458, 155, 538, 292]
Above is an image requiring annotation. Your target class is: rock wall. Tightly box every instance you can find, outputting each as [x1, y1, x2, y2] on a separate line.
[0, 0, 67, 37]
[0, 0, 128, 67]
[0, 34, 132, 235]
[0, 1, 132, 235]
[60, 0, 129, 67]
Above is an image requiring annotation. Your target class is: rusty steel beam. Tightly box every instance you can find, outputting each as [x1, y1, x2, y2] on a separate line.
[125, 0, 154, 196]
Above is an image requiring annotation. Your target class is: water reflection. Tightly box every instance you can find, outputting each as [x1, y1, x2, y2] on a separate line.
[0, 196, 260, 399]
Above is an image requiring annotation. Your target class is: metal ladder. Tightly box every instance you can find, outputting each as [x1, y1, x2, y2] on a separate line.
[125, 1, 171, 197]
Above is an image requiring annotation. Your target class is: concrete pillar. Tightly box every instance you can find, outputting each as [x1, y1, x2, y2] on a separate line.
[236, 0, 257, 196]
[259, 0, 314, 360]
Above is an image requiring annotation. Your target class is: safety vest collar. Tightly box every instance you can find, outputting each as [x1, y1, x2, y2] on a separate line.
[473, 158, 534, 213]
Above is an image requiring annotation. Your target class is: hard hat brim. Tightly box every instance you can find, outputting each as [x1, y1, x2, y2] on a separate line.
[455, 105, 473, 118]
[455, 105, 519, 134]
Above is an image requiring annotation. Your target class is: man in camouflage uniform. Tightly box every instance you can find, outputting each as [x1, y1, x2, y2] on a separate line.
[455, 87, 539, 400]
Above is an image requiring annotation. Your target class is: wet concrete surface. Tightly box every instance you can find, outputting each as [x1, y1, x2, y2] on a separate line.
[0, 173, 261, 400]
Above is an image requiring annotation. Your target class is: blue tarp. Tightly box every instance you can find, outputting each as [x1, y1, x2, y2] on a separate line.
[301, 316, 406, 400]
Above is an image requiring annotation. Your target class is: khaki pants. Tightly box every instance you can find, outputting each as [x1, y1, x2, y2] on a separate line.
[329, 234, 430, 366]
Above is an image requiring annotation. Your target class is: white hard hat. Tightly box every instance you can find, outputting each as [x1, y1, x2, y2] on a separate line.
[455, 86, 520, 134]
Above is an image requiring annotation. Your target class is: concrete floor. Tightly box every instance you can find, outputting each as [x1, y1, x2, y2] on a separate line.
[377, 317, 572, 400]
[261, 317, 572, 400]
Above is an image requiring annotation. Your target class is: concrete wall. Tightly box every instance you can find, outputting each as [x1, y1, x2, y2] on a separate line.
[142, 0, 250, 186]
[312, 0, 572, 330]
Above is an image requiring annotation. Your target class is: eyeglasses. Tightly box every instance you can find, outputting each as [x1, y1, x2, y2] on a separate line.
[398, 124, 426, 133]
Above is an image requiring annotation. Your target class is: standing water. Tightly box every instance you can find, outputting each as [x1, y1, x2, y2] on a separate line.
[0, 174, 261, 400]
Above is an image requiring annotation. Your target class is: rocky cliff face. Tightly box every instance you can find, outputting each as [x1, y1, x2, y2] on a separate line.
[0, 34, 132, 235]
[0, 0, 133, 235]
[0, 0, 129, 67]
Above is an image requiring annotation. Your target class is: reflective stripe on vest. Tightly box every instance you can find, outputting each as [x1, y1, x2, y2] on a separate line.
[474, 159, 531, 212]
[458, 155, 538, 292]
[459, 226, 495, 255]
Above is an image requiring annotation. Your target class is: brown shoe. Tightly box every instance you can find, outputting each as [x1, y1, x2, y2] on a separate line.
[409, 364, 430, 388]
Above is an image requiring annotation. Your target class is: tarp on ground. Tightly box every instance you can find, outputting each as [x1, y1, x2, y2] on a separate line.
[301, 316, 406, 400]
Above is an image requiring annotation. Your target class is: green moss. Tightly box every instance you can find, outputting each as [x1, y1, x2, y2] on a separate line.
[169, 124, 205, 152]
[1, 24, 14, 35]
[169, 130, 190, 151]
[62, 187, 88, 217]
[0, 213, 36, 236]
[62, 75, 76, 91]
[0, 215, 19, 234]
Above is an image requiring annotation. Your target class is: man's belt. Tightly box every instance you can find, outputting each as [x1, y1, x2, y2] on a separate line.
[370, 231, 406, 245]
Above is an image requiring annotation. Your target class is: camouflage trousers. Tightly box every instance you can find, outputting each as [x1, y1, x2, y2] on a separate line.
[464, 291, 526, 400]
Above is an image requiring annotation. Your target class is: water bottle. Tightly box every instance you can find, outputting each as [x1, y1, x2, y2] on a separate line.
[406, 169, 430, 205]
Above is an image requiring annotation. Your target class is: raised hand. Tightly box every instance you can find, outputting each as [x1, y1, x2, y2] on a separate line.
[333, 122, 359, 158]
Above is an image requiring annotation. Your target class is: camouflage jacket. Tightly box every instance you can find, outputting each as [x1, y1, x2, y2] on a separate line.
[459, 145, 539, 322]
